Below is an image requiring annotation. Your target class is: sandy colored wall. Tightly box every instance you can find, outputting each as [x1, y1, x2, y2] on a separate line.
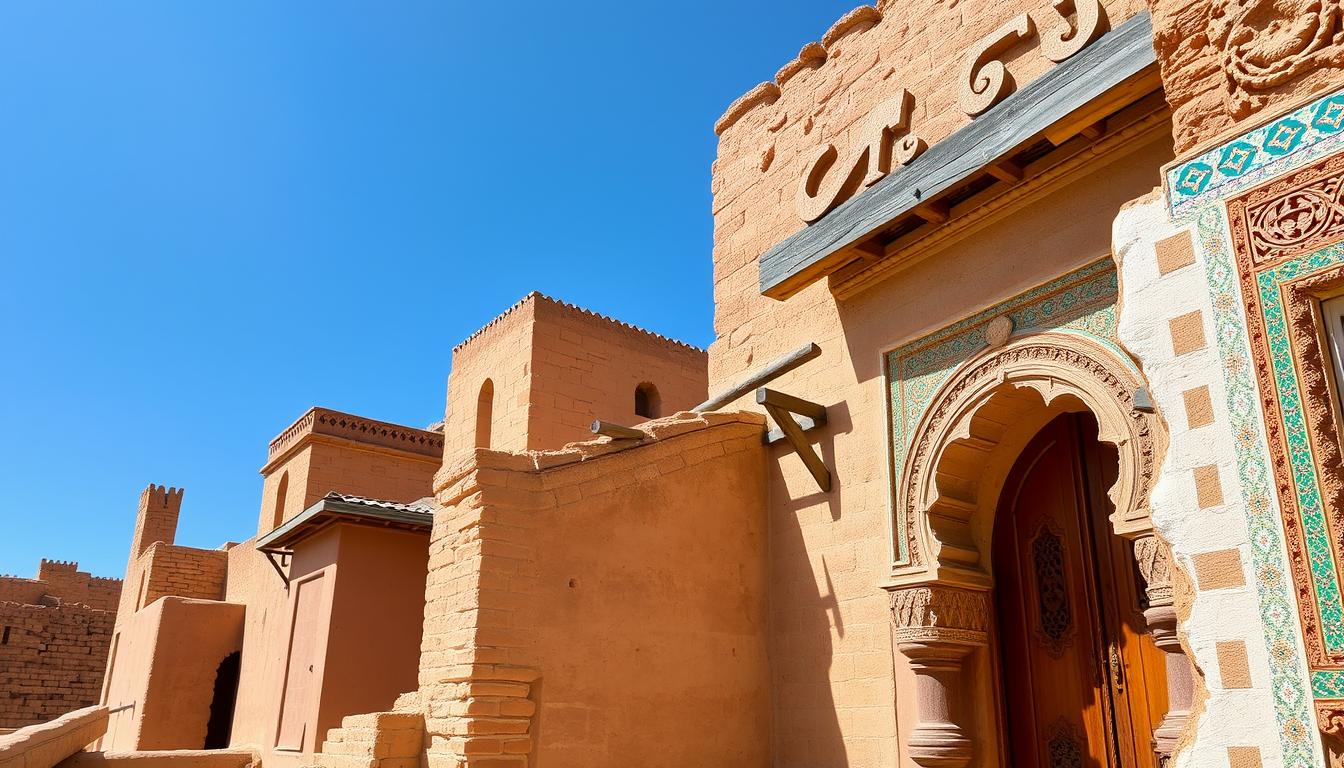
[0, 705, 108, 768]
[139, 544, 227, 607]
[443, 299, 537, 456]
[317, 526, 427, 750]
[0, 602, 115, 729]
[524, 298, 707, 449]
[33, 562, 120, 613]
[220, 540, 291, 758]
[101, 598, 244, 752]
[420, 412, 771, 768]
[257, 443, 439, 538]
[710, 125, 1171, 766]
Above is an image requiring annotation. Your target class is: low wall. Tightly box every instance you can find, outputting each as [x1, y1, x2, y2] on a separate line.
[0, 705, 108, 768]
[421, 411, 772, 768]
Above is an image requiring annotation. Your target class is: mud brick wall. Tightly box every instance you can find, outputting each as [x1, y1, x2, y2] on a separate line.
[0, 602, 115, 728]
[135, 544, 228, 608]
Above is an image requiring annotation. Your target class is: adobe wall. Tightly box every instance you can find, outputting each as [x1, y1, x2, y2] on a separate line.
[137, 544, 228, 607]
[259, 409, 443, 536]
[444, 294, 709, 457]
[100, 598, 244, 752]
[524, 296, 707, 449]
[443, 298, 538, 456]
[0, 560, 121, 730]
[419, 412, 770, 768]
[219, 540, 290, 759]
[0, 602, 115, 730]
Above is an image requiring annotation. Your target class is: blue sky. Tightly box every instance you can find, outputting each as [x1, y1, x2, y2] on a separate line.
[0, 2, 859, 578]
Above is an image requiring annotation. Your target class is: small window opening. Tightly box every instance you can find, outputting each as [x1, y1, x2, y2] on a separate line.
[272, 472, 289, 530]
[2, 626, 10, 645]
[635, 382, 661, 419]
[476, 379, 495, 449]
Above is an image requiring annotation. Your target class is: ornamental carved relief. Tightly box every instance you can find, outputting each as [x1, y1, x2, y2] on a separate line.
[1032, 521, 1076, 658]
[889, 584, 991, 645]
[1211, 0, 1344, 117]
[1228, 154, 1344, 668]
[894, 334, 1161, 583]
[1133, 534, 1175, 608]
[1230, 151, 1344, 265]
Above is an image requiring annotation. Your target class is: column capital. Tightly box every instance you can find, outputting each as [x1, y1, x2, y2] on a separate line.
[889, 584, 990, 646]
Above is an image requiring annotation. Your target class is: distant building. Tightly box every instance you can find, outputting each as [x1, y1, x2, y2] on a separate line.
[0, 560, 120, 729]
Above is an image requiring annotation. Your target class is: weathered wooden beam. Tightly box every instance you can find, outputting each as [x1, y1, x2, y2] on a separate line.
[591, 420, 646, 440]
[986, 159, 1024, 182]
[758, 11, 1157, 299]
[914, 200, 950, 224]
[762, 401, 831, 493]
[756, 387, 827, 420]
[697, 342, 822, 412]
[764, 414, 824, 445]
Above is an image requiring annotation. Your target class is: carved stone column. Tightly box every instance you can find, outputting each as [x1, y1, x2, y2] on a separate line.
[891, 585, 989, 768]
[1134, 535, 1193, 762]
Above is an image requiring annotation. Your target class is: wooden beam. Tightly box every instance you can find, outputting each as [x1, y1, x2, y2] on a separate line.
[765, 414, 823, 445]
[914, 200, 950, 224]
[697, 342, 822, 411]
[758, 12, 1156, 299]
[591, 420, 646, 440]
[763, 401, 831, 492]
[756, 387, 827, 420]
[986, 159, 1024, 182]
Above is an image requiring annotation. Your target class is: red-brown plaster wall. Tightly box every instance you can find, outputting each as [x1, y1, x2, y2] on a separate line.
[421, 413, 770, 768]
[443, 298, 538, 456]
[100, 597, 244, 752]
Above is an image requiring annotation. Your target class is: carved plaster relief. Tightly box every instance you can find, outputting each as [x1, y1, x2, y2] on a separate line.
[1211, 0, 1344, 117]
[796, 90, 926, 222]
[960, 14, 1035, 117]
[1039, 0, 1109, 63]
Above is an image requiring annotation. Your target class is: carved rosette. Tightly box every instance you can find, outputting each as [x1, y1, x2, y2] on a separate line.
[1210, 0, 1344, 116]
[890, 585, 991, 646]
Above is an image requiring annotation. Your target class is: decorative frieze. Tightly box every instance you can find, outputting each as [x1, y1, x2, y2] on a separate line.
[889, 585, 990, 646]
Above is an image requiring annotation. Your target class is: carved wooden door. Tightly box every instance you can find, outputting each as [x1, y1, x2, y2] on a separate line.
[993, 413, 1165, 768]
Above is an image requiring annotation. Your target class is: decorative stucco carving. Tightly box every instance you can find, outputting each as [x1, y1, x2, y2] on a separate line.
[796, 90, 926, 222]
[1134, 534, 1175, 608]
[1231, 152, 1344, 265]
[889, 584, 990, 645]
[893, 334, 1162, 586]
[1210, 0, 1344, 117]
[959, 13, 1035, 116]
[1038, 0, 1108, 63]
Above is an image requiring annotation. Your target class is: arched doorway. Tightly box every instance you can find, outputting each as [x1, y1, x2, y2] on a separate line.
[992, 412, 1167, 767]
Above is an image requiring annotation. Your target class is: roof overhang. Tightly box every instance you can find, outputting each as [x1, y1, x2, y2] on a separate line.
[256, 496, 432, 551]
[759, 11, 1161, 300]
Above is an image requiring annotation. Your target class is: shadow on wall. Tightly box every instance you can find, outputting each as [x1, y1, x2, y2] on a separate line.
[767, 459, 849, 766]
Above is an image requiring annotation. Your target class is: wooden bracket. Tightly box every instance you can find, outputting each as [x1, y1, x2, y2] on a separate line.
[259, 547, 293, 587]
[591, 420, 646, 440]
[757, 387, 831, 492]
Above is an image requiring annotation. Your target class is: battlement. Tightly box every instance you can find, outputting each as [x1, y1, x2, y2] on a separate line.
[38, 559, 78, 573]
[139, 484, 184, 512]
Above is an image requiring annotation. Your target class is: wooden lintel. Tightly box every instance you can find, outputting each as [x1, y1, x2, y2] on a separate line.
[758, 12, 1156, 299]
[591, 420, 646, 440]
[914, 200, 950, 224]
[763, 402, 832, 493]
[986, 159, 1024, 183]
[1079, 120, 1106, 141]
[756, 387, 827, 420]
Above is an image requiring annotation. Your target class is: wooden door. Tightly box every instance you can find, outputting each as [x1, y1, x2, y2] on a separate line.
[276, 572, 327, 751]
[993, 413, 1166, 768]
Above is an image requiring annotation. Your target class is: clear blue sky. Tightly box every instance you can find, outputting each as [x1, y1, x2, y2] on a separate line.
[0, 2, 858, 578]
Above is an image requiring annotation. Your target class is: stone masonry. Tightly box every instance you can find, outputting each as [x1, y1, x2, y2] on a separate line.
[0, 561, 121, 729]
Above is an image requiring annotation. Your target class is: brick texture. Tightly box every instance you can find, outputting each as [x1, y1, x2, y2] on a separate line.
[1215, 640, 1252, 689]
[1192, 549, 1246, 591]
[1194, 464, 1224, 509]
[1155, 231, 1196, 275]
[1169, 311, 1207, 356]
[1183, 385, 1215, 429]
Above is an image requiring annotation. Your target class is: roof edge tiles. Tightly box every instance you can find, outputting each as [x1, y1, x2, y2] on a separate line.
[451, 291, 705, 354]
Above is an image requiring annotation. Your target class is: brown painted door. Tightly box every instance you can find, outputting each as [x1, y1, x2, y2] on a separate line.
[993, 413, 1166, 768]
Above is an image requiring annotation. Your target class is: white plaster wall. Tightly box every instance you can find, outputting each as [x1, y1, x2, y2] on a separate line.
[1112, 193, 1319, 768]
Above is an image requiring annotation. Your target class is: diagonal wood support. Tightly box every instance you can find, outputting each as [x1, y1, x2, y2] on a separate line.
[757, 387, 831, 492]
